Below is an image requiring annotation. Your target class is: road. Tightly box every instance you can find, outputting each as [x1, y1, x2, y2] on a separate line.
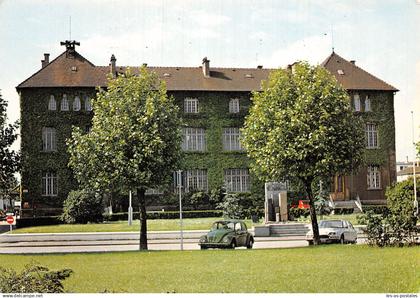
[0, 231, 365, 254]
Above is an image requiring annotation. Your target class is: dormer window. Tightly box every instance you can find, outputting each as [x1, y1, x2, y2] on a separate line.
[365, 96, 371, 112]
[184, 98, 199, 113]
[73, 96, 81, 111]
[61, 94, 69, 111]
[353, 94, 361, 112]
[48, 95, 56, 111]
[229, 98, 240, 114]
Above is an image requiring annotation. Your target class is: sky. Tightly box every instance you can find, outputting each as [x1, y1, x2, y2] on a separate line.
[0, 0, 419, 162]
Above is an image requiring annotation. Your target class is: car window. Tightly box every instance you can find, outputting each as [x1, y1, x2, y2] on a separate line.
[348, 222, 354, 229]
[234, 223, 242, 231]
[227, 222, 235, 230]
[343, 221, 348, 228]
[241, 222, 247, 231]
[320, 220, 343, 228]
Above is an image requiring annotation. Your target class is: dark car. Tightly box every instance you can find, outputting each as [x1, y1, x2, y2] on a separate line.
[199, 219, 254, 249]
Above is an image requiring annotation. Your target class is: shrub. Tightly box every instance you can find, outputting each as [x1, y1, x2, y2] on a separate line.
[209, 186, 226, 207]
[289, 207, 310, 220]
[364, 178, 419, 247]
[216, 193, 245, 219]
[60, 189, 103, 224]
[0, 263, 73, 293]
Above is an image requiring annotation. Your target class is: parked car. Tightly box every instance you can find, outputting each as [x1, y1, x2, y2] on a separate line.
[199, 219, 254, 249]
[306, 220, 357, 244]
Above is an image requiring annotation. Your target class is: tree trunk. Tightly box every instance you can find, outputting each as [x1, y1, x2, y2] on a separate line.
[137, 188, 148, 250]
[304, 181, 321, 245]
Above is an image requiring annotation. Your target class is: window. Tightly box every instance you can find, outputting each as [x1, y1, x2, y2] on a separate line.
[367, 166, 381, 189]
[229, 98, 240, 113]
[42, 172, 58, 196]
[42, 127, 57, 152]
[353, 94, 361, 111]
[85, 97, 92, 111]
[182, 127, 206, 151]
[223, 127, 242, 151]
[366, 123, 378, 148]
[184, 98, 199, 113]
[224, 168, 250, 192]
[186, 169, 208, 192]
[365, 96, 371, 112]
[61, 94, 69, 111]
[48, 95, 56, 111]
[73, 96, 81, 111]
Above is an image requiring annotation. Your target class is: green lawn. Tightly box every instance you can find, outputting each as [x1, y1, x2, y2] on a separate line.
[0, 245, 418, 293]
[13, 217, 261, 234]
[13, 214, 362, 234]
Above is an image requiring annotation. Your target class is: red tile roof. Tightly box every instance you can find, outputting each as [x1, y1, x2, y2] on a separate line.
[321, 52, 398, 91]
[17, 50, 398, 92]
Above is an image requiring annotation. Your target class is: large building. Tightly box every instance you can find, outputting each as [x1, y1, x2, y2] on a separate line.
[16, 41, 397, 218]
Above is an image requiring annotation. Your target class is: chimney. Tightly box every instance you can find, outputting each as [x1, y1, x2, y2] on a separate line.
[350, 60, 356, 65]
[41, 53, 50, 68]
[202, 57, 210, 78]
[110, 54, 116, 78]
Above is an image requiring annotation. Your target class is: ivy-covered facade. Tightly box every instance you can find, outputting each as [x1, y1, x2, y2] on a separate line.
[16, 42, 397, 217]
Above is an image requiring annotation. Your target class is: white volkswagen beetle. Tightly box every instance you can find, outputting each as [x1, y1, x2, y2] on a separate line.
[306, 220, 357, 244]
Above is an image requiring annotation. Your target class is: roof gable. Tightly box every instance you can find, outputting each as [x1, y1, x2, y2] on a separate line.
[321, 52, 398, 91]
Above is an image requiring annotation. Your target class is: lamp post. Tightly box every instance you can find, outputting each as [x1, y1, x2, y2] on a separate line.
[177, 170, 183, 251]
[128, 190, 133, 226]
[411, 111, 418, 216]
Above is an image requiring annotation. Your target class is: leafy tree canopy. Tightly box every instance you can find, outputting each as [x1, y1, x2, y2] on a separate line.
[68, 67, 182, 249]
[242, 62, 365, 244]
[0, 90, 19, 192]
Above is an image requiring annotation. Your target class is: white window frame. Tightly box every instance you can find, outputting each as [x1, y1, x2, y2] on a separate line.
[224, 168, 250, 192]
[61, 94, 69, 111]
[42, 127, 57, 152]
[182, 127, 206, 151]
[42, 172, 58, 196]
[367, 166, 381, 190]
[229, 98, 240, 114]
[365, 95, 371, 112]
[223, 127, 243, 151]
[73, 96, 81, 111]
[366, 123, 379, 148]
[186, 169, 208, 192]
[48, 95, 56, 111]
[354, 94, 361, 112]
[184, 98, 199, 114]
[85, 96, 92, 111]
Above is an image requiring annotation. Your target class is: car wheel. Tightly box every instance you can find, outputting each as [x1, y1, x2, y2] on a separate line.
[200, 246, 207, 250]
[307, 240, 313, 245]
[247, 238, 254, 249]
[340, 235, 345, 244]
[229, 240, 236, 249]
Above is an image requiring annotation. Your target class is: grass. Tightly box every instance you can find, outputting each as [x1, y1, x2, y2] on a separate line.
[13, 214, 362, 234]
[13, 217, 261, 234]
[0, 245, 418, 293]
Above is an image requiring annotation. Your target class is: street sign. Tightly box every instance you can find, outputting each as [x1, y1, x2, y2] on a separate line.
[6, 216, 14, 225]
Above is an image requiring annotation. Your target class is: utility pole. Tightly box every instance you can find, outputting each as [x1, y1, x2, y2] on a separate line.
[411, 111, 418, 216]
[128, 190, 133, 226]
[178, 170, 183, 251]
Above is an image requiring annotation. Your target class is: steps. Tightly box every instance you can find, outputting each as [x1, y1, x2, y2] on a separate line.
[269, 223, 311, 237]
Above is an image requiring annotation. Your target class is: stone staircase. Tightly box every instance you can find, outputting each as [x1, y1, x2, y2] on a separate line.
[254, 223, 310, 237]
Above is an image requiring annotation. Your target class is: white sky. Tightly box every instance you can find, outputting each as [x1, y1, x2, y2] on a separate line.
[0, 0, 419, 161]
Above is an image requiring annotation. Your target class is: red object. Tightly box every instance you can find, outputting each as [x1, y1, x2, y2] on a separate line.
[6, 216, 14, 225]
[298, 200, 310, 209]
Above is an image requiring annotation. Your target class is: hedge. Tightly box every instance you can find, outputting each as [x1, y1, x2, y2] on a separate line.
[103, 210, 223, 221]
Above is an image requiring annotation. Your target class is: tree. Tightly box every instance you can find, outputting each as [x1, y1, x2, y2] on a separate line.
[68, 68, 182, 249]
[0, 90, 20, 202]
[241, 62, 365, 245]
